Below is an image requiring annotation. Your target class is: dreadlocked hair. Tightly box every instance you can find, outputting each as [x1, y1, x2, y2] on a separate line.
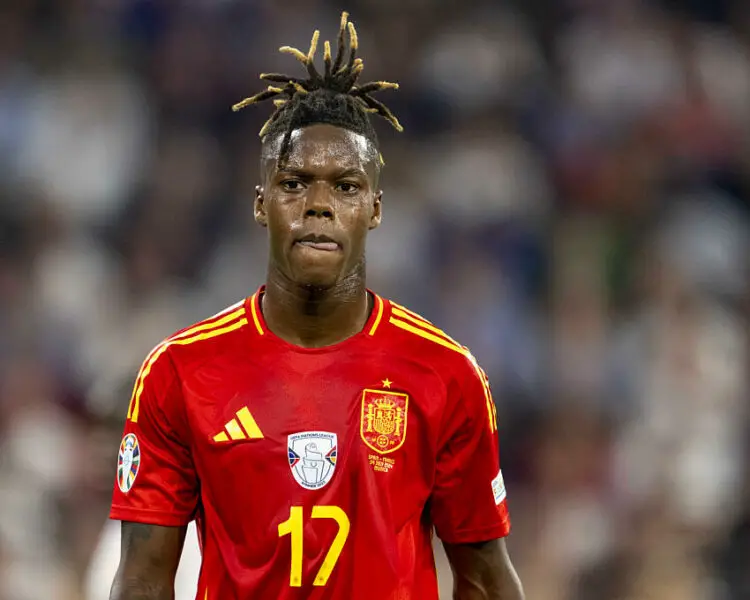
[232, 11, 402, 166]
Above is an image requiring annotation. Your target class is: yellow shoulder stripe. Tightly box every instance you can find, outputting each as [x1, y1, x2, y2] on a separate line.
[389, 311, 497, 432]
[390, 301, 429, 322]
[171, 305, 245, 343]
[390, 302, 465, 344]
[127, 314, 247, 422]
[133, 305, 245, 380]
[389, 317, 466, 355]
[127, 304, 245, 421]
[466, 354, 497, 432]
[390, 306, 462, 347]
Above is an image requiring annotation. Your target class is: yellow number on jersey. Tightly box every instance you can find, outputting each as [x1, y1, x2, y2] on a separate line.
[278, 505, 350, 587]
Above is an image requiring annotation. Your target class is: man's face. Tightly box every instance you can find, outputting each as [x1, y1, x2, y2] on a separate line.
[256, 124, 382, 289]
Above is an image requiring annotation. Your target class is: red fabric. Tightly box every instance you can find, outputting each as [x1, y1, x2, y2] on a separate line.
[110, 289, 510, 599]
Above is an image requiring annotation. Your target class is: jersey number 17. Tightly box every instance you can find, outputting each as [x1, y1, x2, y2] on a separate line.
[278, 505, 350, 587]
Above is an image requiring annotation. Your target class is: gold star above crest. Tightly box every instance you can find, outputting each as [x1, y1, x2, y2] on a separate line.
[381, 378, 392, 389]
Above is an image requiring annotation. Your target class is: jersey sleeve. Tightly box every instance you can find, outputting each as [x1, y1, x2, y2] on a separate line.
[109, 347, 199, 526]
[430, 354, 511, 544]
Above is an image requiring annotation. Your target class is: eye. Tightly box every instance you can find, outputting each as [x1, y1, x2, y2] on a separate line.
[336, 182, 359, 193]
[281, 180, 304, 191]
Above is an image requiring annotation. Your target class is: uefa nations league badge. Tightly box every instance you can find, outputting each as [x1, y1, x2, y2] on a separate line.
[287, 431, 338, 490]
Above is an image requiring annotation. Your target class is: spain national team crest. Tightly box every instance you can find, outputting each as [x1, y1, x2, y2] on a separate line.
[117, 433, 141, 493]
[287, 431, 338, 490]
[360, 389, 409, 454]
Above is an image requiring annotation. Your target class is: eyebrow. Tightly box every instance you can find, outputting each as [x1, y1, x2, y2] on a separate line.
[274, 166, 367, 179]
[336, 167, 368, 179]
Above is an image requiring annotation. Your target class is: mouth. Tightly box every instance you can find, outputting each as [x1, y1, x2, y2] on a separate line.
[294, 234, 341, 252]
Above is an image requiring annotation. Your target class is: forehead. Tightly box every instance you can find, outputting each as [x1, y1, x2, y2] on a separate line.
[262, 124, 379, 174]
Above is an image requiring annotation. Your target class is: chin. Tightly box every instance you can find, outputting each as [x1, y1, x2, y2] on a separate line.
[285, 259, 338, 287]
[288, 253, 345, 289]
[293, 271, 341, 290]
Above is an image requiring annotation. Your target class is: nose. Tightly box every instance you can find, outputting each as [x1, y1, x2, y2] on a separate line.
[304, 182, 335, 219]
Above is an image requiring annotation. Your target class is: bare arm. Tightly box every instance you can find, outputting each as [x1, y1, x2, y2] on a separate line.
[443, 538, 524, 600]
[109, 522, 187, 600]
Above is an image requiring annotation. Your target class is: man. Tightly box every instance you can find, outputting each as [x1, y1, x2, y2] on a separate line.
[109, 12, 524, 600]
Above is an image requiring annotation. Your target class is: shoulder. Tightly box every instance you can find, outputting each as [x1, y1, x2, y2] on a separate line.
[380, 299, 484, 382]
[380, 298, 496, 430]
[139, 299, 249, 378]
[126, 300, 249, 423]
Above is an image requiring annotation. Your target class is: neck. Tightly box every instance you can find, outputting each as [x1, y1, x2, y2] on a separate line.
[262, 264, 371, 348]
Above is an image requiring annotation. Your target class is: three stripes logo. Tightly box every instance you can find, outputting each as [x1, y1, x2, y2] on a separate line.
[213, 406, 264, 442]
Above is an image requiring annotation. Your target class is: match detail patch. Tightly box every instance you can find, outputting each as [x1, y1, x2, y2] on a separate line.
[117, 433, 141, 493]
[491, 469, 506, 505]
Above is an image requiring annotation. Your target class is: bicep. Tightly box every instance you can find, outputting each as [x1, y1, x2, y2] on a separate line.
[443, 538, 524, 600]
[110, 522, 186, 599]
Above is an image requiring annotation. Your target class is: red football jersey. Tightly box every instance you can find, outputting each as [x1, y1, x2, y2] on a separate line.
[110, 288, 511, 599]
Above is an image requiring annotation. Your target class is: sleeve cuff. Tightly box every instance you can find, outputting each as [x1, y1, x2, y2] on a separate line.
[436, 521, 511, 545]
[110, 505, 194, 527]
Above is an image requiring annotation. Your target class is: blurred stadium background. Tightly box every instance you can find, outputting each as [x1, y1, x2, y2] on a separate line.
[1, 0, 749, 598]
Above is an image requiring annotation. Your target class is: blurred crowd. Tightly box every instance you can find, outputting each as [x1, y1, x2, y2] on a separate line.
[1, 0, 749, 598]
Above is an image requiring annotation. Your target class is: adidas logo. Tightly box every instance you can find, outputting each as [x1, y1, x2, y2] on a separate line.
[213, 407, 264, 442]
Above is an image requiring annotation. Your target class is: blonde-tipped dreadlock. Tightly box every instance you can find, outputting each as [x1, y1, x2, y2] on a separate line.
[232, 12, 402, 166]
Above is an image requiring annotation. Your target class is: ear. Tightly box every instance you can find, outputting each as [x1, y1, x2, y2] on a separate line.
[369, 190, 383, 230]
[254, 185, 268, 227]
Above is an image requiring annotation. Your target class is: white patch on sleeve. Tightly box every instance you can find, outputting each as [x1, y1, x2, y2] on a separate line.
[491, 469, 506, 505]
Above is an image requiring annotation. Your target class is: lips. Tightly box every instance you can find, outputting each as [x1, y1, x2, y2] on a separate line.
[294, 234, 341, 252]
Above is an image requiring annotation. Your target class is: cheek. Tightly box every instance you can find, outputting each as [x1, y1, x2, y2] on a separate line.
[345, 206, 373, 244]
[267, 199, 296, 231]
[265, 208, 297, 256]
